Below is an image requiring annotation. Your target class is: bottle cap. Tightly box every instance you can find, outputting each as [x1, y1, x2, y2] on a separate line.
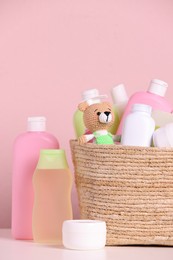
[81, 89, 107, 106]
[62, 220, 107, 250]
[148, 79, 168, 97]
[132, 104, 152, 115]
[37, 149, 69, 169]
[27, 116, 46, 131]
[111, 84, 128, 104]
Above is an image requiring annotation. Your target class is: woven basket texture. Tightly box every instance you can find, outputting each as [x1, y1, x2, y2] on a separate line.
[70, 140, 173, 246]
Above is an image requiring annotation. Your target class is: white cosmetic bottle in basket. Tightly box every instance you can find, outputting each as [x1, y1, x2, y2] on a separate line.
[121, 103, 155, 147]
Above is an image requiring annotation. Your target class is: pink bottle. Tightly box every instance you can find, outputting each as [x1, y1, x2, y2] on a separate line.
[12, 117, 59, 240]
[116, 79, 173, 135]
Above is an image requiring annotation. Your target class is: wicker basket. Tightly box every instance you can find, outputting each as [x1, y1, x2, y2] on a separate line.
[70, 140, 173, 246]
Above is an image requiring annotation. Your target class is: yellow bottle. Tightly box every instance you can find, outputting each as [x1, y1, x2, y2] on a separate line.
[32, 149, 73, 244]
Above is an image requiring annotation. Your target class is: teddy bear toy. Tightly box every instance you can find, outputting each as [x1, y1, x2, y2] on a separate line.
[77, 101, 115, 144]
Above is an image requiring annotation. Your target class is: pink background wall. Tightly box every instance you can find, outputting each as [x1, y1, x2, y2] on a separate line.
[1, 0, 173, 227]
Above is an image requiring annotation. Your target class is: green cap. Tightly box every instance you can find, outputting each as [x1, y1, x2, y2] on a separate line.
[37, 149, 69, 169]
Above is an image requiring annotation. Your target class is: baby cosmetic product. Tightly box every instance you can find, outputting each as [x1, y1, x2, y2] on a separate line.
[62, 220, 106, 250]
[12, 117, 59, 240]
[151, 110, 173, 129]
[121, 104, 155, 147]
[117, 79, 173, 135]
[153, 123, 173, 148]
[111, 83, 129, 120]
[32, 149, 73, 244]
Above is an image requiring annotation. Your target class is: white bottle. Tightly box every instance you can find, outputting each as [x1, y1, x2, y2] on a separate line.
[153, 123, 173, 148]
[111, 83, 129, 120]
[121, 104, 155, 147]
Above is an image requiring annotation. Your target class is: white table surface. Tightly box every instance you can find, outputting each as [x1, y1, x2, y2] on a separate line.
[0, 229, 173, 260]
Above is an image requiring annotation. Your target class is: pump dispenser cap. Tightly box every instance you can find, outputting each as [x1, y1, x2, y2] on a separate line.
[27, 116, 46, 131]
[132, 104, 152, 115]
[81, 89, 107, 105]
[111, 84, 128, 104]
[148, 79, 168, 97]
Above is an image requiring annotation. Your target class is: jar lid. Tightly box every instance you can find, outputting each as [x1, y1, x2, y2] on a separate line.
[62, 220, 107, 250]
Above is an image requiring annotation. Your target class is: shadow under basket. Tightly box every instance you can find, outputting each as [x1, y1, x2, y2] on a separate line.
[70, 140, 173, 246]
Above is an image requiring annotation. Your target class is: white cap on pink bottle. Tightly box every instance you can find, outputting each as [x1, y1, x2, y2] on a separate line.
[148, 79, 168, 97]
[27, 116, 46, 131]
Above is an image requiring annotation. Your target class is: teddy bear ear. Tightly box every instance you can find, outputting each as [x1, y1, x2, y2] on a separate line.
[78, 101, 89, 112]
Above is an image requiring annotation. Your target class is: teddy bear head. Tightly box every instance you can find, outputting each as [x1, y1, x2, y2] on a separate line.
[78, 101, 115, 133]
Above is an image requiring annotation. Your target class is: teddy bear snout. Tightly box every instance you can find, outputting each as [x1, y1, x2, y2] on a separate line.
[98, 111, 112, 124]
